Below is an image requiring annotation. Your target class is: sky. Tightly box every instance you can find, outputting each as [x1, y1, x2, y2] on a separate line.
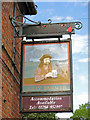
[25, 2, 88, 118]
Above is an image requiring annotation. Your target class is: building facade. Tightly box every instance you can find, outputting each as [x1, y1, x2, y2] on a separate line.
[1, 1, 36, 118]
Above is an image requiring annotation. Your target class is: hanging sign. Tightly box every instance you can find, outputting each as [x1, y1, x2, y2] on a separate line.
[20, 40, 73, 113]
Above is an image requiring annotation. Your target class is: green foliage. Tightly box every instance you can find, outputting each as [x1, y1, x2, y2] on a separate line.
[21, 113, 56, 120]
[71, 103, 88, 119]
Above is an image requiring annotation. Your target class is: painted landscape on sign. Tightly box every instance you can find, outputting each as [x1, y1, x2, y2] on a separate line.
[22, 42, 70, 92]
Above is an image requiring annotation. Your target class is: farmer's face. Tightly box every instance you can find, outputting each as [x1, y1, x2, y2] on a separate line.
[44, 58, 50, 65]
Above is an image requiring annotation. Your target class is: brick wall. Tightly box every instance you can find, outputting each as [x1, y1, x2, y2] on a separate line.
[2, 2, 23, 118]
[0, 1, 2, 119]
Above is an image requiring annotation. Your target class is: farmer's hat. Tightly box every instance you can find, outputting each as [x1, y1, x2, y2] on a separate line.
[40, 54, 52, 61]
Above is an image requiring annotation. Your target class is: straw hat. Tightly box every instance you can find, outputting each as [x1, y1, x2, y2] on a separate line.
[40, 54, 52, 61]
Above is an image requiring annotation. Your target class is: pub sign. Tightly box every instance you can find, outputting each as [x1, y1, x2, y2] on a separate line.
[20, 39, 73, 113]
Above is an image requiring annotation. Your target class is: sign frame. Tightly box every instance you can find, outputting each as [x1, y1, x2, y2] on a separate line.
[20, 39, 73, 113]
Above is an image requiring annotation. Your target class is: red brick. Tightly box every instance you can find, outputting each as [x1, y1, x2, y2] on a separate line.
[2, 2, 22, 118]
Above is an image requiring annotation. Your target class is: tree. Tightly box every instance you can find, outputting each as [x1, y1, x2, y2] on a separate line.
[71, 103, 89, 119]
[21, 113, 56, 120]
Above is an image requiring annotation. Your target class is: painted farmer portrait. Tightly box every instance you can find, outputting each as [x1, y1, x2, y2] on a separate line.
[34, 54, 55, 82]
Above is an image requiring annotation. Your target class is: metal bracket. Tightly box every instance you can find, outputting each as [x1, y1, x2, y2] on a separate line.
[48, 19, 52, 24]
[18, 21, 82, 39]
[32, 39, 34, 43]
[9, 14, 83, 40]
[9, 15, 19, 36]
[74, 22, 83, 30]
[58, 38, 60, 42]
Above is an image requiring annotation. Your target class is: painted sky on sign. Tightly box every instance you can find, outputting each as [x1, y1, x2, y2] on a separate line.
[25, 43, 68, 62]
[25, 2, 88, 118]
